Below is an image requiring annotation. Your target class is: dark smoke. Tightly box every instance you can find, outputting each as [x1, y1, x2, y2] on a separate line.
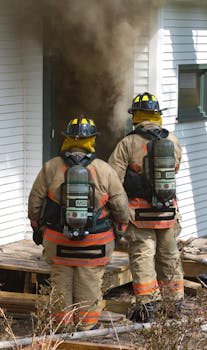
[20, 0, 157, 159]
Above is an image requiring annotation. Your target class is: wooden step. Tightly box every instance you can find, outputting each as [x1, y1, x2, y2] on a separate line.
[0, 291, 47, 314]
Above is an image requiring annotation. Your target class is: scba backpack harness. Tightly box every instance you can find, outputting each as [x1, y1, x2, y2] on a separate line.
[41, 152, 112, 241]
[124, 125, 176, 220]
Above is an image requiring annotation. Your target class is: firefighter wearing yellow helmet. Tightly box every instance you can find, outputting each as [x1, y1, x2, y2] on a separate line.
[28, 115, 129, 331]
[109, 92, 184, 322]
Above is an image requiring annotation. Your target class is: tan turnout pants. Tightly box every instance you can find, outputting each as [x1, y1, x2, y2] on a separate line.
[125, 222, 184, 305]
[50, 264, 105, 331]
[42, 238, 107, 331]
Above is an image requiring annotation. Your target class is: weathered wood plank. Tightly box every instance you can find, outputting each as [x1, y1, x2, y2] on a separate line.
[182, 260, 207, 277]
[184, 279, 203, 296]
[182, 253, 207, 265]
[0, 291, 48, 313]
[0, 241, 132, 293]
[57, 341, 133, 350]
[1, 240, 207, 293]
[24, 342, 133, 350]
[0, 254, 50, 273]
[102, 300, 130, 314]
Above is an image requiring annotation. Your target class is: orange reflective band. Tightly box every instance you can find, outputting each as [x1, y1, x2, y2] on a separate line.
[48, 189, 54, 200]
[129, 198, 177, 209]
[158, 280, 184, 292]
[78, 311, 101, 316]
[53, 256, 110, 266]
[129, 198, 152, 208]
[77, 311, 100, 323]
[54, 311, 74, 323]
[133, 280, 159, 295]
[44, 228, 114, 246]
[89, 166, 96, 180]
[62, 163, 67, 173]
[134, 280, 158, 289]
[98, 208, 108, 219]
[100, 193, 109, 207]
[134, 287, 159, 295]
[121, 223, 128, 232]
[133, 220, 176, 229]
[141, 143, 147, 153]
[129, 163, 141, 172]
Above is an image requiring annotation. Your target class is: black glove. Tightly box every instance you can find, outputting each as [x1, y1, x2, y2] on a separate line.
[114, 223, 125, 241]
[32, 226, 43, 245]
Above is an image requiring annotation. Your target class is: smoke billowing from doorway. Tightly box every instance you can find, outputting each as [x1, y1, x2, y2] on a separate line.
[22, 0, 153, 159]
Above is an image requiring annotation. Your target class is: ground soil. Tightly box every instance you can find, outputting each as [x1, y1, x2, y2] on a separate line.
[0, 283, 207, 350]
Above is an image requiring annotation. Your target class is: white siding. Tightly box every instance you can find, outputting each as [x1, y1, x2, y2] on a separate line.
[0, 0, 42, 244]
[159, 4, 207, 239]
[133, 12, 150, 95]
[23, 39, 43, 239]
[134, 3, 207, 239]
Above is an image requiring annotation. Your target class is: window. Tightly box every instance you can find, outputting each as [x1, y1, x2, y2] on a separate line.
[178, 64, 207, 122]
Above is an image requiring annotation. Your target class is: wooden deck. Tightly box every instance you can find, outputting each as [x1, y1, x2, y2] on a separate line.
[0, 239, 207, 314]
[0, 240, 132, 294]
[0, 239, 206, 295]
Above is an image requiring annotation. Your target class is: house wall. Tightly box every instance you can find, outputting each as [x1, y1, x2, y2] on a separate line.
[161, 4, 207, 239]
[134, 3, 207, 239]
[0, 0, 42, 245]
[1, 1, 206, 244]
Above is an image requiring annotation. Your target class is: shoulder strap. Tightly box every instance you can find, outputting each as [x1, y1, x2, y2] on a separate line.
[128, 125, 169, 141]
[60, 151, 96, 167]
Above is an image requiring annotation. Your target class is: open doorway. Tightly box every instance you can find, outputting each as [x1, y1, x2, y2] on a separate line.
[43, 52, 127, 162]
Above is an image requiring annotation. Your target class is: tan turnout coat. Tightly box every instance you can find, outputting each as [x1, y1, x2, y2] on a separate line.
[109, 121, 182, 229]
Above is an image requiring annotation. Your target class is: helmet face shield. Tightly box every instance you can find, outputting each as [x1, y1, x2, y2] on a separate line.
[63, 116, 99, 138]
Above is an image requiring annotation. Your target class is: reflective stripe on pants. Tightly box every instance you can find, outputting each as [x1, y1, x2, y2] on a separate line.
[125, 222, 184, 304]
[50, 264, 105, 331]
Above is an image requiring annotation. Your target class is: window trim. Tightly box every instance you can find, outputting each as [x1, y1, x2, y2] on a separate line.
[177, 64, 207, 123]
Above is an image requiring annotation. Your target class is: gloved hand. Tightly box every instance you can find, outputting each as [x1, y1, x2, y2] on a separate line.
[114, 223, 126, 241]
[32, 226, 43, 245]
[116, 229, 125, 241]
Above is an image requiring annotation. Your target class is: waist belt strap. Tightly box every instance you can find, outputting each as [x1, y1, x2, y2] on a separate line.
[57, 244, 106, 259]
[135, 207, 176, 221]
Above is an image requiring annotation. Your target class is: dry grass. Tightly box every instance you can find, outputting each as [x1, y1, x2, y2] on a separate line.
[0, 289, 207, 349]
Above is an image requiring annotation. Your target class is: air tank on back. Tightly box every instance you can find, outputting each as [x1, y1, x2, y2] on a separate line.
[152, 138, 176, 207]
[66, 164, 89, 230]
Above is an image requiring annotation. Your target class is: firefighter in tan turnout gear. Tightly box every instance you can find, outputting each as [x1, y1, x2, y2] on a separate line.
[28, 115, 129, 331]
[109, 92, 184, 322]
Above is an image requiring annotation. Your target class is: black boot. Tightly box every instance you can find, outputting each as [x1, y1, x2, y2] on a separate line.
[158, 299, 184, 319]
[171, 299, 185, 319]
[127, 302, 154, 323]
[90, 322, 103, 330]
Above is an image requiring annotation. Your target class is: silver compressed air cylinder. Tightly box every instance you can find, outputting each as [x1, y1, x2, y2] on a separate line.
[66, 165, 89, 228]
[153, 138, 176, 203]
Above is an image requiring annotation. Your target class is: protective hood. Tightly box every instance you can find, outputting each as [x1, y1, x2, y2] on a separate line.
[132, 110, 162, 125]
[61, 136, 96, 153]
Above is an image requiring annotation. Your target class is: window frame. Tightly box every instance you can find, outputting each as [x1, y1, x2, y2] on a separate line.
[177, 64, 207, 123]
